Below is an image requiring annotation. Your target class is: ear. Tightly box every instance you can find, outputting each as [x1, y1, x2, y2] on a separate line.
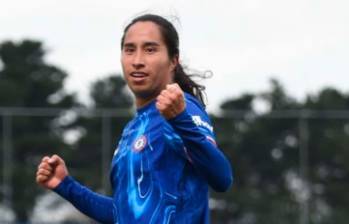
[170, 54, 179, 72]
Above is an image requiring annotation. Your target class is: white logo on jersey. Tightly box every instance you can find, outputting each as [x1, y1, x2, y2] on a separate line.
[192, 115, 213, 132]
[133, 135, 147, 152]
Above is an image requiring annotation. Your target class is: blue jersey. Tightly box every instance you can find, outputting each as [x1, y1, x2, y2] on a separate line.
[54, 93, 233, 224]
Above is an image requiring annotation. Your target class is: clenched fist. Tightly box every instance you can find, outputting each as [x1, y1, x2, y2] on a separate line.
[36, 154, 68, 189]
[156, 83, 186, 119]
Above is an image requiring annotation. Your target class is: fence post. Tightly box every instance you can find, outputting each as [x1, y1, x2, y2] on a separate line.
[2, 114, 13, 209]
[299, 112, 310, 224]
[101, 113, 111, 194]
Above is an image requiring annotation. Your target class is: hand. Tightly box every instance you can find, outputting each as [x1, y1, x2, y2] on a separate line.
[156, 83, 186, 119]
[36, 154, 69, 189]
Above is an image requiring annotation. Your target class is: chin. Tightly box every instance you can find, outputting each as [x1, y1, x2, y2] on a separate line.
[133, 89, 153, 98]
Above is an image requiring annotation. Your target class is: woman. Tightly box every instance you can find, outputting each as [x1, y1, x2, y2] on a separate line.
[36, 14, 233, 224]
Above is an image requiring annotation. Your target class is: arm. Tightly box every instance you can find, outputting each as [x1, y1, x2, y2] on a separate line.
[156, 84, 233, 192]
[53, 176, 115, 224]
[36, 155, 115, 224]
[168, 104, 233, 192]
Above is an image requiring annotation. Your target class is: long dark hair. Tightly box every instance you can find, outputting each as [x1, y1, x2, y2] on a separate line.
[121, 14, 208, 107]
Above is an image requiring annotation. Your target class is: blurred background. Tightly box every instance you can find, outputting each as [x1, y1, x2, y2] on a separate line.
[1, 0, 349, 223]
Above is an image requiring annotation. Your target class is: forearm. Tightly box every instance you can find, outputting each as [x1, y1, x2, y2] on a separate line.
[53, 176, 115, 224]
[168, 110, 233, 192]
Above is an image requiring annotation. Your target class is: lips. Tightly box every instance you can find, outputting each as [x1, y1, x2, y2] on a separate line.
[130, 72, 148, 78]
[129, 71, 149, 84]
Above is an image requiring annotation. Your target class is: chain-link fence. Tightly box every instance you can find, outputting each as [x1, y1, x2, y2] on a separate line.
[1, 108, 349, 224]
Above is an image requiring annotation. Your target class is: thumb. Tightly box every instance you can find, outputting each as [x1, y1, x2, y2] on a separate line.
[48, 154, 63, 166]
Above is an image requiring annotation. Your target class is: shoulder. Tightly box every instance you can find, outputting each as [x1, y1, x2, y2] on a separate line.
[184, 93, 207, 116]
[183, 93, 215, 135]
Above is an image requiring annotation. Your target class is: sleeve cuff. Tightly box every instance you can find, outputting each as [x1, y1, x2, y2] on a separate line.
[53, 175, 74, 196]
[168, 108, 191, 124]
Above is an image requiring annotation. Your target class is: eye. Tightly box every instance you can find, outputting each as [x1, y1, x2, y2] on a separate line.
[145, 47, 157, 54]
[124, 47, 135, 54]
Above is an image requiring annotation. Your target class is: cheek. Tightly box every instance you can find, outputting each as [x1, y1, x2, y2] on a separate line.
[160, 63, 173, 81]
[121, 53, 133, 66]
[121, 57, 128, 70]
[120, 62, 130, 82]
[151, 58, 172, 75]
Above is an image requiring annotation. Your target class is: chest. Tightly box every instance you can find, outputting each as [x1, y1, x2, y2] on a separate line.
[110, 113, 165, 182]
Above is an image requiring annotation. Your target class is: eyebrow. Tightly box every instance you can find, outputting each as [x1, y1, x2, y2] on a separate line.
[143, 42, 160, 47]
[123, 41, 160, 48]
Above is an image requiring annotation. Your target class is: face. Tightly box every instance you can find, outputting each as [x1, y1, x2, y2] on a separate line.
[121, 21, 177, 106]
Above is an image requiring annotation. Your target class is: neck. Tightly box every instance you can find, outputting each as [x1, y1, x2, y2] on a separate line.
[135, 79, 175, 108]
[135, 96, 156, 109]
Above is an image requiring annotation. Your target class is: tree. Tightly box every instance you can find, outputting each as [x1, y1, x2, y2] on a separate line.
[211, 80, 349, 224]
[304, 88, 349, 224]
[67, 75, 133, 192]
[0, 40, 77, 222]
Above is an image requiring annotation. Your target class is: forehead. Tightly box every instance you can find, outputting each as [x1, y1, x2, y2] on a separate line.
[123, 21, 164, 45]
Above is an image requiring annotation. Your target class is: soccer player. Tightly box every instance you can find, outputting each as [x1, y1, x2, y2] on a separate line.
[36, 14, 233, 224]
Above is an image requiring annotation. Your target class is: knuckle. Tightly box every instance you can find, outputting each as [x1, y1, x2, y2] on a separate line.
[161, 90, 167, 95]
[176, 92, 182, 98]
[157, 104, 165, 111]
[170, 96, 177, 103]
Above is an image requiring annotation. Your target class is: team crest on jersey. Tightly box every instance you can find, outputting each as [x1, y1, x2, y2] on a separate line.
[132, 135, 147, 152]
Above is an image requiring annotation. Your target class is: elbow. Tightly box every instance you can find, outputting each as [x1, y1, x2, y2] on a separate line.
[211, 172, 234, 192]
[219, 174, 234, 192]
[209, 157, 234, 192]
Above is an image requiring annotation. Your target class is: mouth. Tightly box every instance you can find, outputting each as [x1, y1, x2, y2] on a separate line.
[129, 72, 149, 84]
[130, 72, 148, 78]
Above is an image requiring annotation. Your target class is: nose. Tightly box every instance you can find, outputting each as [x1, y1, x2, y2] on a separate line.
[132, 50, 145, 69]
